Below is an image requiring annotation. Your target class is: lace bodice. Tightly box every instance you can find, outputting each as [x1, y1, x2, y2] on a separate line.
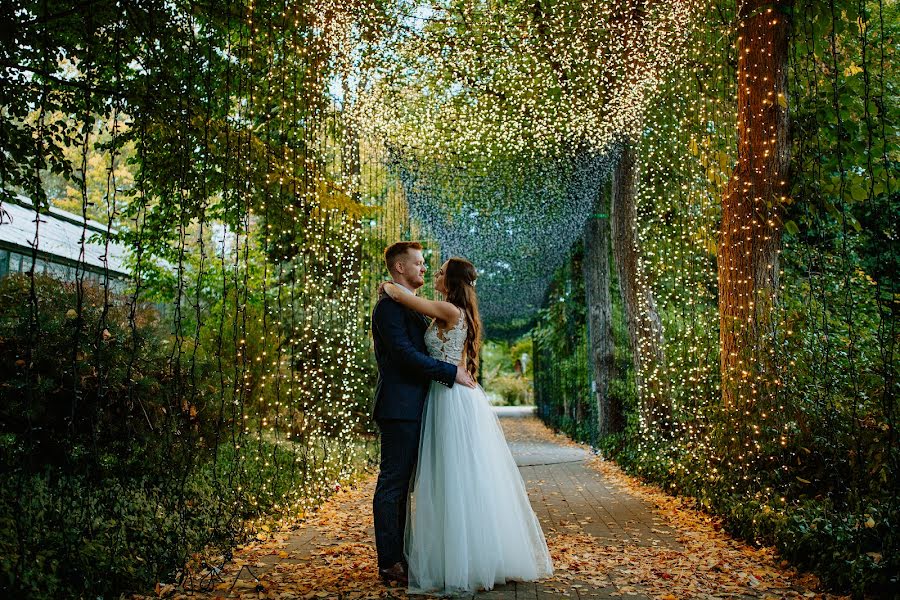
[424, 308, 467, 365]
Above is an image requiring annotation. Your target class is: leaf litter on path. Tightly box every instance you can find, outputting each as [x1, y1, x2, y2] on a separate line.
[134, 416, 847, 600]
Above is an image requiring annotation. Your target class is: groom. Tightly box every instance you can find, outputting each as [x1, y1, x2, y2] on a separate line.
[371, 241, 476, 585]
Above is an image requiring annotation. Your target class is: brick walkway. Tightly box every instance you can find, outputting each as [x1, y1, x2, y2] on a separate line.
[233, 407, 678, 600]
[478, 408, 676, 600]
[148, 406, 835, 600]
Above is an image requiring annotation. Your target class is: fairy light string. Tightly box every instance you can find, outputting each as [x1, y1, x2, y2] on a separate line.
[3, 0, 896, 595]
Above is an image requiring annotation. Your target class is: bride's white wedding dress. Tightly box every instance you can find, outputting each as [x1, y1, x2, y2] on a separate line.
[405, 308, 553, 595]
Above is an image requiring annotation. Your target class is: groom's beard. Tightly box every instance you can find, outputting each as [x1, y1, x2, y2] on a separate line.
[392, 279, 420, 295]
[396, 275, 424, 293]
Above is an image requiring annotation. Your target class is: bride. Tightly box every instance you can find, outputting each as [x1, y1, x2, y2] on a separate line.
[382, 257, 553, 595]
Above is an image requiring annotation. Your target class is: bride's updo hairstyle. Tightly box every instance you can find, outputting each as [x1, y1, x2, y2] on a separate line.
[443, 257, 482, 377]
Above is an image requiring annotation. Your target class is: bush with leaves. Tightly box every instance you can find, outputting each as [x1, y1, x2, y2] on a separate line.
[0, 274, 373, 598]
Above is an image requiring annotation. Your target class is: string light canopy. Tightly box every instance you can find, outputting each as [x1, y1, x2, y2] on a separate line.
[4, 0, 894, 595]
[339, 0, 698, 332]
[395, 149, 616, 329]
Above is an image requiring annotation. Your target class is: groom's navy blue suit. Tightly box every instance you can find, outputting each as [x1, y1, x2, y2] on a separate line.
[371, 293, 456, 570]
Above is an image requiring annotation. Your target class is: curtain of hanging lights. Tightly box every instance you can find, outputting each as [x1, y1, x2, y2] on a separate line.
[344, 0, 696, 332]
[520, 0, 897, 590]
[1, 0, 403, 594]
[2, 0, 896, 595]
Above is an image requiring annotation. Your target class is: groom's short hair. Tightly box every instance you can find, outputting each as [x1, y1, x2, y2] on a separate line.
[385, 241, 424, 274]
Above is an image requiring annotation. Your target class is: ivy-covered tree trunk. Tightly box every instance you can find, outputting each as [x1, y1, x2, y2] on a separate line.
[717, 0, 790, 412]
[583, 184, 620, 437]
[611, 141, 668, 427]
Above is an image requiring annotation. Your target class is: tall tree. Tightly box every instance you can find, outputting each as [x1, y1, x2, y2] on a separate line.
[611, 141, 668, 426]
[605, 0, 675, 430]
[583, 183, 619, 437]
[717, 0, 790, 412]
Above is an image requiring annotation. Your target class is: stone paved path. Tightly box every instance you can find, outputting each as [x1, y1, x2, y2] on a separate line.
[474, 408, 676, 600]
[239, 407, 678, 599]
[172, 407, 836, 600]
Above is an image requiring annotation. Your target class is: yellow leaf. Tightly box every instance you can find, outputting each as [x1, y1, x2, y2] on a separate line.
[844, 63, 864, 77]
[777, 93, 788, 108]
[718, 151, 730, 171]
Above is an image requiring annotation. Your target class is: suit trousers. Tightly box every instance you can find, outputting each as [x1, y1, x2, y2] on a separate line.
[373, 418, 421, 569]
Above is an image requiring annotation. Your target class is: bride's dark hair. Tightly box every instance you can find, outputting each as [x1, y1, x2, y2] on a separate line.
[443, 257, 482, 377]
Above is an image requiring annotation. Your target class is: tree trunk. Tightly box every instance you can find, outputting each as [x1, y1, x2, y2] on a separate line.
[532, 331, 543, 415]
[611, 141, 668, 427]
[718, 1, 790, 413]
[583, 183, 620, 437]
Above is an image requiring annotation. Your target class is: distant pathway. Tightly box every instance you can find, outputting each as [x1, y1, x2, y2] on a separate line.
[145, 409, 839, 600]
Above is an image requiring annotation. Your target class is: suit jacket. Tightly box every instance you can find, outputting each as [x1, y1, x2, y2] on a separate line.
[371, 295, 456, 421]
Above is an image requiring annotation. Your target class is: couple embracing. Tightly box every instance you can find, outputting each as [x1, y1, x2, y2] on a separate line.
[370, 241, 553, 595]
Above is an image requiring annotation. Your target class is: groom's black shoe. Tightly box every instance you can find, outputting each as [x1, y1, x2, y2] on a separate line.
[379, 561, 409, 586]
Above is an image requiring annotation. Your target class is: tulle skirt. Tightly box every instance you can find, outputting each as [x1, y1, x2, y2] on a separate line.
[404, 383, 553, 595]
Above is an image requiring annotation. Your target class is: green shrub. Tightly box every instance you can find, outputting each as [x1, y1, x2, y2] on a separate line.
[0, 275, 373, 598]
[488, 374, 533, 406]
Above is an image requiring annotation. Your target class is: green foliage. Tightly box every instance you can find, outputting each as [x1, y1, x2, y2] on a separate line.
[1, 2, 389, 596]
[481, 337, 534, 406]
[0, 275, 225, 595]
[532, 245, 597, 445]
[0, 275, 373, 598]
[775, 500, 897, 594]
[535, 2, 898, 595]
[0, 275, 180, 466]
[489, 373, 533, 406]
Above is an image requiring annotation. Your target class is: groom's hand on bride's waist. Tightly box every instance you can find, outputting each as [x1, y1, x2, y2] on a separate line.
[455, 365, 476, 388]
